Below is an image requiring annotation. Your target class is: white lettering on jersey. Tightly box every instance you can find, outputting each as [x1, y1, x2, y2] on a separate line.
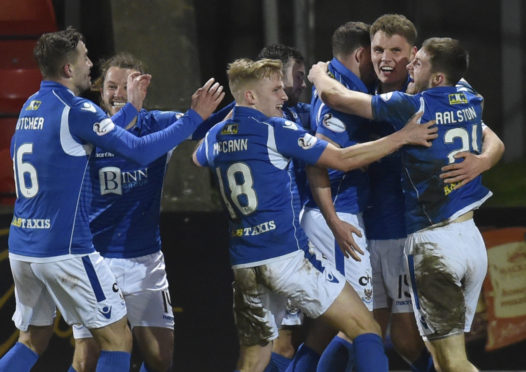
[16, 117, 45, 130]
[298, 133, 317, 149]
[99, 166, 149, 195]
[231, 220, 276, 237]
[11, 216, 51, 229]
[213, 138, 248, 154]
[322, 113, 346, 133]
[435, 106, 477, 124]
[93, 118, 115, 136]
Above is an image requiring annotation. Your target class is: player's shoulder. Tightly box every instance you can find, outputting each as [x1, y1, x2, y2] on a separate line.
[294, 102, 311, 114]
[69, 96, 105, 116]
[374, 90, 410, 104]
[268, 116, 302, 131]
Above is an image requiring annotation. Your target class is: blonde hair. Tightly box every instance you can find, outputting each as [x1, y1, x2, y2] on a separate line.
[227, 58, 282, 101]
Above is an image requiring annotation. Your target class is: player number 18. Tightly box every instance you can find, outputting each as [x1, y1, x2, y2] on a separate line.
[216, 163, 258, 219]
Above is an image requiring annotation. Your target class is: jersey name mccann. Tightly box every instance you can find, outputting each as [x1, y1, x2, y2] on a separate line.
[213, 138, 248, 154]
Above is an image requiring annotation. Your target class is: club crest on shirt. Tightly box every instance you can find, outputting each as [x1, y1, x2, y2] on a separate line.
[298, 133, 317, 150]
[26, 100, 42, 111]
[81, 102, 97, 113]
[93, 118, 115, 136]
[322, 113, 345, 133]
[221, 123, 238, 135]
[448, 92, 468, 105]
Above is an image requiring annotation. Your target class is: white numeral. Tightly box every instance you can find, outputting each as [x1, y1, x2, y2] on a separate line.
[15, 144, 39, 198]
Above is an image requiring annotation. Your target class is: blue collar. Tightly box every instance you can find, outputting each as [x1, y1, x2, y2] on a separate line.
[329, 57, 369, 93]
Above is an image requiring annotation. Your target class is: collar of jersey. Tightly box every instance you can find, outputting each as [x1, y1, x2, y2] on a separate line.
[232, 105, 268, 121]
[329, 57, 368, 94]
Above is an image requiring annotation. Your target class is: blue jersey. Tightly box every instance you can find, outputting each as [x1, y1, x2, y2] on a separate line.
[363, 78, 411, 240]
[89, 105, 229, 259]
[9, 81, 203, 260]
[89, 109, 181, 258]
[283, 102, 312, 213]
[372, 86, 492, 233]
[195, 106, 327, 267]
[306, 58, 370, 214]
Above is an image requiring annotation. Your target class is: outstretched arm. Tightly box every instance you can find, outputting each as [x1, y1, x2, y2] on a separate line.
[317, 112, 437, 172]
[440, 125, 505, 187]
[306, 164, 364, 261]
[308, 61, 373, 119]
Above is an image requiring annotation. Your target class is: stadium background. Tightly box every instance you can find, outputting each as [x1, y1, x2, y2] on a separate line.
[1, 0, 525, 370]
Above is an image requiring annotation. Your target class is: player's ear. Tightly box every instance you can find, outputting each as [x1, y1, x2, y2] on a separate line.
[355, 47, 363, 63]
[432, 72, 445, 86]
[63, 63, 73, 78]
[245, 89, 256, 105]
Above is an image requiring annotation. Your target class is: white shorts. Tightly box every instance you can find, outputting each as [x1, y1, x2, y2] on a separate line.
[280, 299, 304, 327]
[301, 208, 373, 310]
[233, 250, 345, 346]
[73, 250, 173, 339]
[369, 238, 413, 313]
[10, 252, 127, 332]
[404, 218, 487, 341]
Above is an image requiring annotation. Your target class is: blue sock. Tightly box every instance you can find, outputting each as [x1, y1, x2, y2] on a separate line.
[284, 343, 319, 372]
[264, 352, 293, 372]
[0, 342, 39, 372]
[67, 366, 78, 372]
[95, 350, 130, 372]
[317, 336, 354, 372]
[353, 333, 388, 372]
[410, 348, 436, 372]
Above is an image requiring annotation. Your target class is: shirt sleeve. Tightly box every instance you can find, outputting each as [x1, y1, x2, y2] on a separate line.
[192, 101, 236, 140]
[69, 106, 204, 166]
[371, 92, 417, 130]
[194, 134, 210, 167]
[272, 118, 328, 165]
[110, 103, 139, 128]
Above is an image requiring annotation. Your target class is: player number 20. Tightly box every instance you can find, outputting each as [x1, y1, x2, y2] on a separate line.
[14, 144, 39, 198]
[444, 124, 480, 164]
[216, 163, 258, 218]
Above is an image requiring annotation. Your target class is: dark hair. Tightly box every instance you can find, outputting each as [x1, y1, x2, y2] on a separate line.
[332, 21, 371, 58]
[422, 37, 468, 85]
[257, 44, 304, 67]
[370, 14, 417, 46]
[33, 26, 84, 79]
[92, 52, 147, 91]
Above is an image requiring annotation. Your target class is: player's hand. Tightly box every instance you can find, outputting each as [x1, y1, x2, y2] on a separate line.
[400, 111, 437, 147]
[127, 72, 152, 111]
[307, 61, 329, 84]
[440, 151, 485, 188]
[328, 218, 364, 261]
[191, 78, 225, 120]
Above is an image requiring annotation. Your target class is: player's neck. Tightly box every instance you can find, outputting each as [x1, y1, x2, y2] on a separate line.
[379, 80, 404, 94]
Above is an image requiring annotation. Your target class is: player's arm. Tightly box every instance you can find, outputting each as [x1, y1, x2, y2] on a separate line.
[192, 138, 206, 167]
[316, 112, 437, 172]
[74, 78, 223, 166]
[308, 61, 373, 119]
[306, 161, 364, 261]
[440, 124, 505, 186]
